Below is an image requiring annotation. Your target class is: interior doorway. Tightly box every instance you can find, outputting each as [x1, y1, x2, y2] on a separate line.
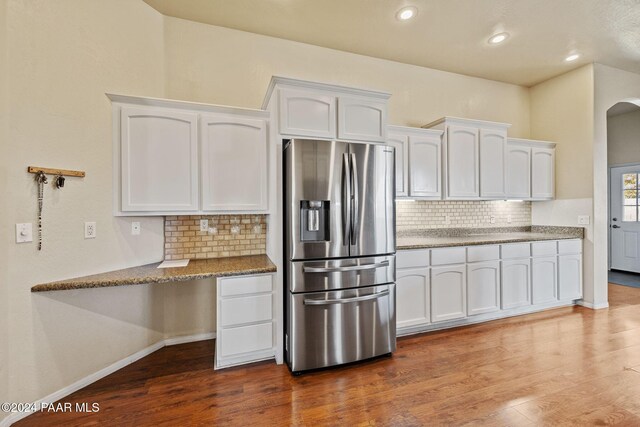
[607, 102, 640, 286]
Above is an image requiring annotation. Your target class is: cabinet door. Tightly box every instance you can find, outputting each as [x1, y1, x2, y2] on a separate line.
[479, 129, 507, 199]
[337, 96, 387, 142]
[446, 125, 479, 199]
[431, 265, 466, 322]
[396, 268, 430, 329]
[501, 258, 531, 309]
[559, 254, 582, 300]
[409, 133, 442, 199]
[506, 144, 531, 199]
[200, 115, 268, 211]
[120, 106, 198, 212]
[532, 147, 555, 199]
[532, 256, 558, 304]
[279, 88, 336, 138]
[387, 130, 409, 197]
[467, 261, 501, 316]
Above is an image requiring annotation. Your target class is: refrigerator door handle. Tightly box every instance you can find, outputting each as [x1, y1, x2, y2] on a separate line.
[350, 153, 359, 245]
[342, 153, 351, 245]
[302, 260, 390, 273]
[303, 290, 389, 306]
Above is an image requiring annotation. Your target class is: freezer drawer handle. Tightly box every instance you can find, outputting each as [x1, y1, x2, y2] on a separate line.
[302, 260, 390, 273]
[304, 289, 389, 306]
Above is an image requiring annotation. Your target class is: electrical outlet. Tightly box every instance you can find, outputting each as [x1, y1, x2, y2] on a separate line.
[578, 215, 590, 225]
[507, 215, 512, 223]
[84, 222, 96, 239]
[131, 222, 141, 235]
[490, 216, 496, 224]
[444, 215, 451, 225]
[200, 219, 209, 232]
[16, 223, 33, 243]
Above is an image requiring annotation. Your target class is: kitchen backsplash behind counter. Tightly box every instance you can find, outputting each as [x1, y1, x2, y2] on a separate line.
[396, 200, 531, 232]
[164, 215, 267, 260]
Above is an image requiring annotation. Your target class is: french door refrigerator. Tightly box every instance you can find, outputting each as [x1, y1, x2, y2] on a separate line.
[283, 138, 396, 374]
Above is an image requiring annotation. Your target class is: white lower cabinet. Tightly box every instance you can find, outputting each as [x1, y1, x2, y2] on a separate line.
[396, 268, 430, 329]
[216, 274, 276, 369]
[467, 261, 500, 315]
[501, 258, 531, 309]
[431, 265, 467, 322]
[559, 254, 582, 300]
[532, 256, 558, 304]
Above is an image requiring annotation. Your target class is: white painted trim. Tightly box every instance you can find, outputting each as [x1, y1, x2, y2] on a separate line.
[0, 332, 216, 427]
[422, 116, 512, 131]
[576, 300, 609, 310]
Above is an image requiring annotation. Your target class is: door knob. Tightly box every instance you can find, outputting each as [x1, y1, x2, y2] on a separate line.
[612, 224, 621, 228]
[612, 218, 618, 221]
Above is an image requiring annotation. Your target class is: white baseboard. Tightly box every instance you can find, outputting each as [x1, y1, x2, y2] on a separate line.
[576, 300, 609, 310]
[0, 332, 216, 427]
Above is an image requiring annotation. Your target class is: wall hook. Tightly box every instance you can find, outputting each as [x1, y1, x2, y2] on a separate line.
[55, 175, 65, 189]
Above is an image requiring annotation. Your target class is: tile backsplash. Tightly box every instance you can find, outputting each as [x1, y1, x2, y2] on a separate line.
[396, 200, 531, 231]
[164, 215, 267, 260]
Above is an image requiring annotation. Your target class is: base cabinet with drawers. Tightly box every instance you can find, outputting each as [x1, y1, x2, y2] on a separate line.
[215, 273, 276, 369]
[396, 239, 583, 335]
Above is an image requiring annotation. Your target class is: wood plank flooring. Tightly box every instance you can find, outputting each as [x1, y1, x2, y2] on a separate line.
[15, 284, 640, 426]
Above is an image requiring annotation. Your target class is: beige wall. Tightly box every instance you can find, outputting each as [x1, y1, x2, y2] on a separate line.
[608, 108, 640, 166]
[163, 18, 531, 136]
[529, 65, 596, 304]
[2, 0, 167, 418]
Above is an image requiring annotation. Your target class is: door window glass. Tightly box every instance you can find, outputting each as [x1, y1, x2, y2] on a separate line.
[623, 173, 639, 222]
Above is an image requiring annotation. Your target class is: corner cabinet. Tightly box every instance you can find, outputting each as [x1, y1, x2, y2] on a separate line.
[388, 125, 443, 200]
[263, 76, 390, 143]
[119, 106, 199, 212]
[109, 94, 270, 216]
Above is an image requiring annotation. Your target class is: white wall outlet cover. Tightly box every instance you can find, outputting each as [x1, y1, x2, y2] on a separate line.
[131, 222, 141, 235]
[16, 223, 33, 243]
[578, 215, 590, 225]
[444, 215, 451, 225]
[490, 216, 496, 224]
[507, 215, 512, 223]
[84, 222, 97, 239]
[200, 219, 209, 232]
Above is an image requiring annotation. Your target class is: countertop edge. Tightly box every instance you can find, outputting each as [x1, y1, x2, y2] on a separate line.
[396, 234, 582, 250]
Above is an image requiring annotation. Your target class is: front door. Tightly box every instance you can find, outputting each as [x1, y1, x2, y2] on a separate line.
[610, 165, 640, 273]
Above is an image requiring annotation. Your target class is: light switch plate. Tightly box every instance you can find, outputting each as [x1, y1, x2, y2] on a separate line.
[16, 223, 33, 243]
[578, 215, 590, 225]
[85, 222, 96, 239]
[507, 215, 512, 223]
[490, 216, 496, 224]
[200, 219, 208, 232]
[131, 222, 141, 235]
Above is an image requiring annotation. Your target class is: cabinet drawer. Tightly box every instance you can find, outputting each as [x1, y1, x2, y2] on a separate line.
[220, 294, 273, 327]
[397, 249, 430, 269]
[501, 243, 530, 259]
[532, 241, 558, 257]
[219, 275, 273, 297]
[558, 239, 582, 255]
[431, 247, 466, 266]
[467, 245, 500, 262]
[219, 322, 273, 357]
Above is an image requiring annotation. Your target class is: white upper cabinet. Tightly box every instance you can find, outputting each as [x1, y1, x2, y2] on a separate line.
[423, 117, 511, 201]
[532, 146, 555, 199]
[200, 115, 268, 212]
[263, 77, 390, 142]
[506, 141, 531, 199]
[338, 96, 387, 142]
[119, 106, 199, 213]
[386, 129, 409, 197]
[479, 129, 507, 199]
[278, 88, 336, 138]
[446, 125, 480, 199]
[110, 94, 270, 216]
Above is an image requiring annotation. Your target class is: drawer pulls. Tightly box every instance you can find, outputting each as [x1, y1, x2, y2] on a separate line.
[304, 290, 390, 306]
[303, 260, 389, 274]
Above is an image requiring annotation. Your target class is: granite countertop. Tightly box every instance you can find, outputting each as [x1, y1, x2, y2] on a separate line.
[31, 255, 276, 292]
[397, 226, 584, 250]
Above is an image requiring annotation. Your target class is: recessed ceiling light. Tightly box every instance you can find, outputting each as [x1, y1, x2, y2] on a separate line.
[396, 6, 417, 21]
[488, 32, 509, 45]
[565, 53, 580, 62]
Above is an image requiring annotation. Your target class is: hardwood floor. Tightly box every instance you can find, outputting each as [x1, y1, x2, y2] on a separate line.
[16, 284, 640, 426]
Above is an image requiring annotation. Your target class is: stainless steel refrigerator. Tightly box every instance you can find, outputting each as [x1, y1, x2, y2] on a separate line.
[284, 138, 396, 374]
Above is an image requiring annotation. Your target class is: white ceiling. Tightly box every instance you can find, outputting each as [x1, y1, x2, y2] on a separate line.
[143, 0, 640, 87]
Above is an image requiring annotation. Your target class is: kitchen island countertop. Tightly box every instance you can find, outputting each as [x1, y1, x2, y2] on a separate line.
[31, 255, 276, 292]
